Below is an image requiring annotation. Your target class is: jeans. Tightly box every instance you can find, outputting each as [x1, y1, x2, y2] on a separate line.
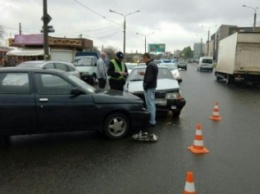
[144, 88, 156, 125]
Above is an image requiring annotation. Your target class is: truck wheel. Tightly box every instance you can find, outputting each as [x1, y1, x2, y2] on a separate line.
[225, 75, 233, 85]
[104, 113, 129, 139]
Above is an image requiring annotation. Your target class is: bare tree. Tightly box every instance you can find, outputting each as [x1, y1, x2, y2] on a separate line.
[103, 46, 117, 59]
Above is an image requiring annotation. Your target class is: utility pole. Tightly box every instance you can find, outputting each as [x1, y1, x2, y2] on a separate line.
[42, 0, 54, 60]
[19, 23, 22, 35]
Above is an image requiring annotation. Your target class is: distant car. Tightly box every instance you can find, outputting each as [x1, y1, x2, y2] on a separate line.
[125, 63, 137, 74]
[0, 67, 149, 144]
[124, 66, 186, 117]
[177, 61, 188, 70]
[17, 60, 80, 78]
[158, 63, 182, 82]
[197, 57, 214, 72]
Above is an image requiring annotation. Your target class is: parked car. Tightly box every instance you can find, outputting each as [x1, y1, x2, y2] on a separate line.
[177, 61, 188, 70]
[158, 62, 182, 82]
[0, 67, 149, 144]
[17, 60, 80, 78]
[124, 66, 186, 117]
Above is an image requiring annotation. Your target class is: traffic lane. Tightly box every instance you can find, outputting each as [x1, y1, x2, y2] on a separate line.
[179, 64, 260, 193]
[0, 120, 188, 194]
[1, 65, 260, 193]
[2, 110, 259, 194]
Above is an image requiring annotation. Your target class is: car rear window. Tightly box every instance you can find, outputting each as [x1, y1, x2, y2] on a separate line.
[202, 59, 213, 64]
[0, 73, 30, 94]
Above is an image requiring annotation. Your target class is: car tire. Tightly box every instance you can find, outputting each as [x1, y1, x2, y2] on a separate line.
[104, 113, 129, 139]
[171, 110, 181, 117]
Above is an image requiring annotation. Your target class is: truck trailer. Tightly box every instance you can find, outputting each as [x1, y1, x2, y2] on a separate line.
[215, 32, 260, 85]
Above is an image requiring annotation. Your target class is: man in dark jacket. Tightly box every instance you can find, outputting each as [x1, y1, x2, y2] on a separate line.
[139, 53, 158, 126]
[107, 51, 128, 91]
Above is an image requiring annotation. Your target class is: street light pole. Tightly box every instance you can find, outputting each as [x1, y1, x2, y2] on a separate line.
[242, 5, 258, 32]
[201, 25, 217, 56]
[109, 9, 140, 56]
[136, 32, 154, 53]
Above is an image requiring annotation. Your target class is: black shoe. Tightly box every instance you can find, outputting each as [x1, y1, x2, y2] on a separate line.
[147, 122, 156, 127]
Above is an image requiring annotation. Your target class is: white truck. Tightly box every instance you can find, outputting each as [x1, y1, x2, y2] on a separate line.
[72, 52, 99, 85]
[215, 32, 260, 85]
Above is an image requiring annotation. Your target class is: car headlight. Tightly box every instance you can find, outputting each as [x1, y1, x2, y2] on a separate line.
[173, 72, 180, 77]
[166, 93, 177, 99]
[166, 92, 183, 100]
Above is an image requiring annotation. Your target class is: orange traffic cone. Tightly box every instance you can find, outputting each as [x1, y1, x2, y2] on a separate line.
[188, 123, 209, 154]
[183, 171, 196, 194]
[210, 102, 222, 121]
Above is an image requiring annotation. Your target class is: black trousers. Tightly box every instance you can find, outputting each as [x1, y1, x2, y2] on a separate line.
[98, 78, 106, 89]
[109, 79, 125, 91]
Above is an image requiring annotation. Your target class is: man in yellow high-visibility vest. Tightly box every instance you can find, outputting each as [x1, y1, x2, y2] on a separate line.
[107, 51, 128, 91]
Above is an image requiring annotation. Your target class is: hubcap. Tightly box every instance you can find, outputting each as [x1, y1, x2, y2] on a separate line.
[108, 117, 126, 137]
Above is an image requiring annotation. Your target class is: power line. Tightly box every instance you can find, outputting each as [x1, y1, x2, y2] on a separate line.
[74, 0, 121, 26]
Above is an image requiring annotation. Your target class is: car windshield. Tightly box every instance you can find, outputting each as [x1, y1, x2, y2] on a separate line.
[68, 74, 96, 93]
[159, 63, 178, 70]
[129, 67, 173, 81]
[73, 57, 92, 66]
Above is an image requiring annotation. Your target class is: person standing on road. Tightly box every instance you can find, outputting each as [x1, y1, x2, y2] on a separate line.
[96, 52, 107, 90]
[107, 51, 128, 91]
[139, 53, 158, 126]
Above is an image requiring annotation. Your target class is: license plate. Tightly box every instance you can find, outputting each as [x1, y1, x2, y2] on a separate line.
[171, 106, 176, 109]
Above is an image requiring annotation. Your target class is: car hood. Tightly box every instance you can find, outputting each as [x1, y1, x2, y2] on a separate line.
[93, 89, 143, 104]
[125, 79, 179, 93]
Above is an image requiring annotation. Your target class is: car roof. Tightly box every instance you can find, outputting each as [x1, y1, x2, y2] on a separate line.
[132, 65, 169, 70]
[19, 60, 74, 65]
[159, 62, 177, 65]
[0, 67, 68, 75]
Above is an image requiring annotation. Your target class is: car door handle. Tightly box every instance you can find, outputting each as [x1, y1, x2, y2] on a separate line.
[39, 98, 49, 102]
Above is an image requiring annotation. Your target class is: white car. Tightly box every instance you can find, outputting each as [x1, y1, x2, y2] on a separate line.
[17, 60, 80, 78]
[158, 62, 182, 82]
[124, 66, 186, 117]
[125, 63, 137, 74]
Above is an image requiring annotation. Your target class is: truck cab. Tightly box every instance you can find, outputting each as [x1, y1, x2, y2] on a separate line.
[73, 52, 99, 85]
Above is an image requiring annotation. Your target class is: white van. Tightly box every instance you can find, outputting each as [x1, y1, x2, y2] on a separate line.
[197, 56, 213, 72]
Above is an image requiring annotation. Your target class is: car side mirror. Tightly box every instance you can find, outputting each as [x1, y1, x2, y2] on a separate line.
[70, 88, 85, 96]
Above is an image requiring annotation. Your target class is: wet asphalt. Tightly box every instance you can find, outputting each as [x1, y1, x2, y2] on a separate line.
[1, 64, 260, 194]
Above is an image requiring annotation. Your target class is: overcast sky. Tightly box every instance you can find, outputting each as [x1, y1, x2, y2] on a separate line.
[1, 0, 259, 53]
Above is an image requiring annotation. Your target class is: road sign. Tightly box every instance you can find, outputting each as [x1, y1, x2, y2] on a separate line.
[41, 14, 52, 24]
[148, 44, 166, 53]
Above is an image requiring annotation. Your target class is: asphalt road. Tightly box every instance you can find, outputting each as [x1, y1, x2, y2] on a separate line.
[1, 64, 260, 194]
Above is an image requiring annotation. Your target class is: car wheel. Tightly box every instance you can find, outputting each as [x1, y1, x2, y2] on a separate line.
[104, 113, 129, 139]
[216, 76, 221, 81]
[171, 110, 181, 117]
